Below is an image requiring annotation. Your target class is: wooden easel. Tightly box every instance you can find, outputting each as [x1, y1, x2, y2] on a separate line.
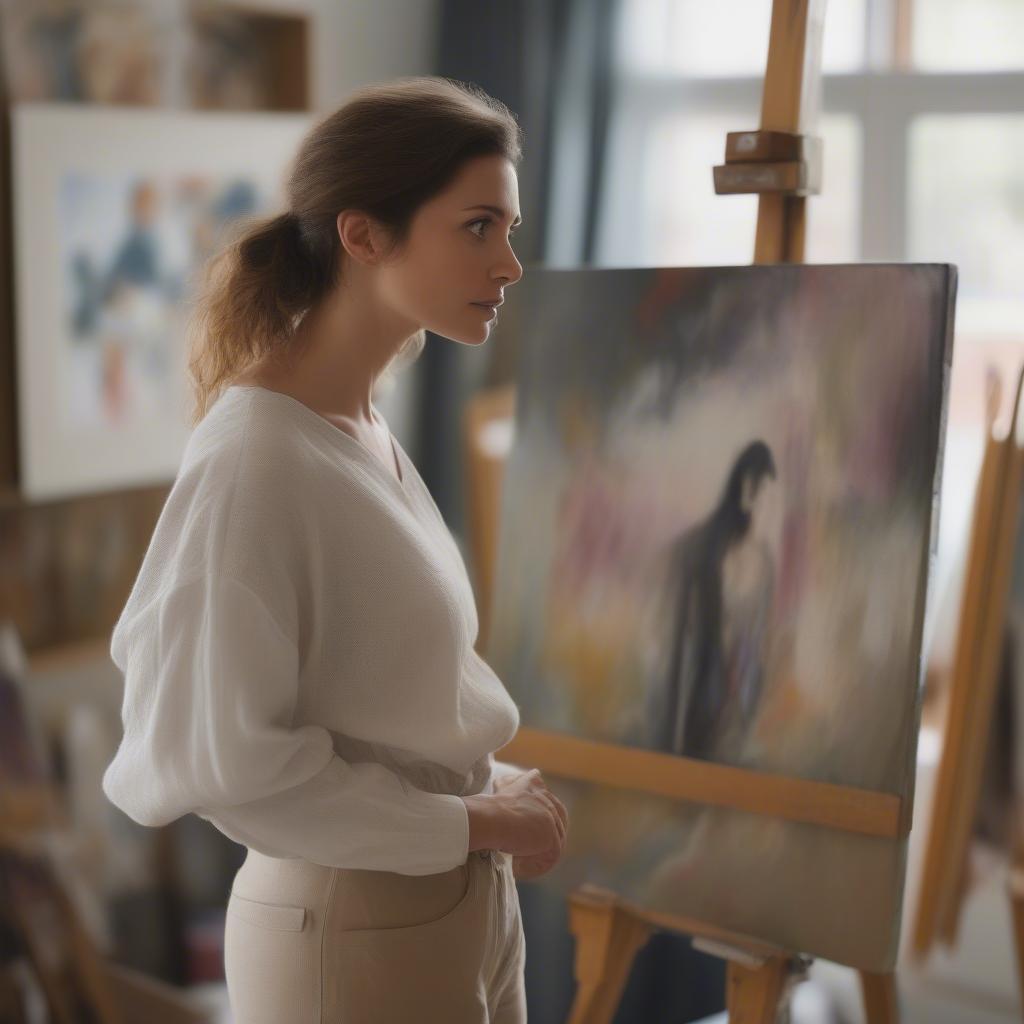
[911, 363, 1024, 1012]
[494, 725, 903, 1023]
[1011, 853, 1024, 1005]
[494, 1, 901, 1020]
[594, 0, 897, 1017]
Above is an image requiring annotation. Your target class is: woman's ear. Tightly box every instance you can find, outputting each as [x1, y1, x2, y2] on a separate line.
[336, 210, 386, 266]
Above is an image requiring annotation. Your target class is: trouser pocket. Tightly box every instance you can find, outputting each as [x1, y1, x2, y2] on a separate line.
[227, 892, 307, 931]
[326, 859, 472, 936]
[321, 856, 489, 1021]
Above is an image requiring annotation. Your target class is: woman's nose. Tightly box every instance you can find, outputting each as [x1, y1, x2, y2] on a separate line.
[497, 250, 523, 286]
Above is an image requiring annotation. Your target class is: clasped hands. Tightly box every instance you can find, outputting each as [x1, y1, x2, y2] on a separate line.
[493, 769, 569, 881]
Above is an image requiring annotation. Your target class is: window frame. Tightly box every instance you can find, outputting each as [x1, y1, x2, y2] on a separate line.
[594, 0, 1024, 270]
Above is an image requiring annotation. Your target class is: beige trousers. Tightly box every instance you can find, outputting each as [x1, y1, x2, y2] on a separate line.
[223, 846, 527, 1023]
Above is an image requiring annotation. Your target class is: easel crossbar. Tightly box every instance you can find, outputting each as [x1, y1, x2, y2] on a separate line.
[498, 727, 904, 840]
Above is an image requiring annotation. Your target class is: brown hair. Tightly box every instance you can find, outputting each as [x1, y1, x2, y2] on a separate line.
[185, 76, 523, 426]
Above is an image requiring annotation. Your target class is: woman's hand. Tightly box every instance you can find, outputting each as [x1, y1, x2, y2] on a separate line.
[510, 846, 562, 881]
[493, 769, 568, 880]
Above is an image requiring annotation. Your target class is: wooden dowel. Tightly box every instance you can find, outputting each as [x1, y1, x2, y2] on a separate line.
[498, 726, 903, 840]
[911, 428, 1006, 956]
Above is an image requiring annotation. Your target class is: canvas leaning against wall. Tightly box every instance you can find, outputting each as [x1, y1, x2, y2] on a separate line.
[11, 104, 311, 501]
[487, 263, 956, 971]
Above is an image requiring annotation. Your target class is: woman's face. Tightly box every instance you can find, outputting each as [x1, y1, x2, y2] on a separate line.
[374, 154, 523, 346]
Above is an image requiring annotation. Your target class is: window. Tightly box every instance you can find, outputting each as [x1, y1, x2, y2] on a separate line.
[909, 115, 1024, 339]
[599, 0, 1024, 295]
[631, 111, 859, 265]
[912, 0, 1024, 72]
[594, 0, 1024, 656]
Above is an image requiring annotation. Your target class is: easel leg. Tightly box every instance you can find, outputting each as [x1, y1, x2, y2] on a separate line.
[1008, 867, 1024, 1006]
[726, 956, 787, 1024]
[859, 970, 899, 1024]
[566, 888, 653, 1024]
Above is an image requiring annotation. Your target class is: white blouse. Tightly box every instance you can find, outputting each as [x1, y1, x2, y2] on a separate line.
[102, 384, 523, 876]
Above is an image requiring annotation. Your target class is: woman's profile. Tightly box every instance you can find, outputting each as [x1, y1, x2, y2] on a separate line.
[101, 76, 568, 1023]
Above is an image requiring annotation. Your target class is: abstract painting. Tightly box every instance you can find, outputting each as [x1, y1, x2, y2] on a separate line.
[12, 104, 310, 500]
[487, 264, 955, 969]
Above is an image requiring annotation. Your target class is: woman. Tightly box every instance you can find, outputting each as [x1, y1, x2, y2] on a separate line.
[101, 76, 568, 1023]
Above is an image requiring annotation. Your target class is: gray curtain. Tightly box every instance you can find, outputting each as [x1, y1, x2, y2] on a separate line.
[420, 0, 617, 534]
[428, 3, 728, 1022]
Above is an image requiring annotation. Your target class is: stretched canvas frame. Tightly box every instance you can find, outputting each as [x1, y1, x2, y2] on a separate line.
[489, 263, 956, 970]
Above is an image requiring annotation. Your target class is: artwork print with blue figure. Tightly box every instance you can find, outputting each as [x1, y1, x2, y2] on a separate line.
[62, 172, 261, 427]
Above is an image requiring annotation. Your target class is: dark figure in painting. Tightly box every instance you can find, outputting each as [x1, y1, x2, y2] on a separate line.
[648, 440, 777, 762]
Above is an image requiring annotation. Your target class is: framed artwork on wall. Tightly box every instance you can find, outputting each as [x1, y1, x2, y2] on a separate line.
[11, 103, 310, 501]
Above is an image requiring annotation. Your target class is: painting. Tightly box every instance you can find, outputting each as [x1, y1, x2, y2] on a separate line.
[12, 104, 310, 500]
[0, 0, 167, 105]
[487, 263, 956, 970]
[0, 0, 295, 109]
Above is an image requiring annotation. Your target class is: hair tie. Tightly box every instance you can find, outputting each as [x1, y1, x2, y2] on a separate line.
[280, 211, 308, 253]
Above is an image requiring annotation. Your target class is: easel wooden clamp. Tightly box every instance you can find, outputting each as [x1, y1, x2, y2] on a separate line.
[714, 131, 822, 202]
[715, 0, 826, 265]
[507, 2, 900, 1021]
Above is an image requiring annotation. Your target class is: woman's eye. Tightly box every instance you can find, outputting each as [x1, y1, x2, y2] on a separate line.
[469, 218, 519, 240]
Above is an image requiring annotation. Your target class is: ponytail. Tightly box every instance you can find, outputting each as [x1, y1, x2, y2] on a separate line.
[185, 210, 334, 426]
[185, 75, 523, 427]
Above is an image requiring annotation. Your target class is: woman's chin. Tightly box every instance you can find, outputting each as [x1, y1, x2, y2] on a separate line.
[433, 325, 491, 346]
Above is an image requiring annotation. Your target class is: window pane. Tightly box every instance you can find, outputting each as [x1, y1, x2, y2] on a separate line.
[912, 0, 1024, 71]
[908, 116, 1024, 338]
[618, 0, 865, 76]
[644, 113, 757, 264]
[805, 115, 861, 261]
[636, 112, 859, 265]
[821, 0, 866, 73]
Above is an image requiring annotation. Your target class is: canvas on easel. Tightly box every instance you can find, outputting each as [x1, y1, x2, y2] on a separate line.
[476, 1, 957, 1017]
[486, 260, 955, 973]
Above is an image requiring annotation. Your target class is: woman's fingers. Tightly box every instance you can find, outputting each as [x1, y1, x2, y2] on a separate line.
[542, 792, 567, 846]
[526, 770, 569, 851]
[553, 793, 568, 829]
[546, 790, 568, 831]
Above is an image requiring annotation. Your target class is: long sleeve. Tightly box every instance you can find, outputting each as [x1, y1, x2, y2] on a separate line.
[102, 572, 469, 875]
[489, 755, 528, 790]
